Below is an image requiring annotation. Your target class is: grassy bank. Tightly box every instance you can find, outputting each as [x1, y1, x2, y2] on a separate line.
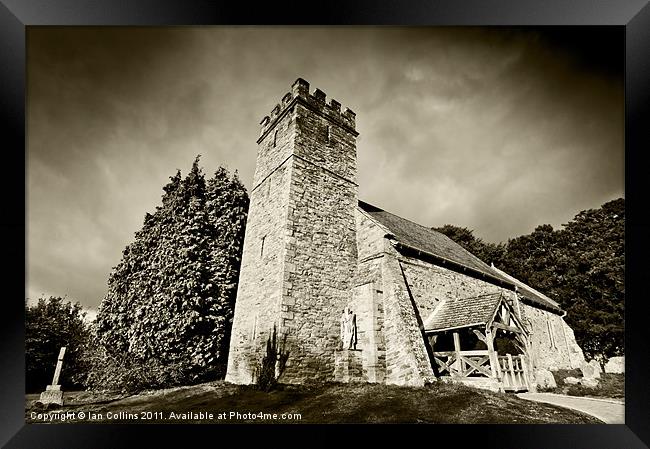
[26, 381, 602, 424]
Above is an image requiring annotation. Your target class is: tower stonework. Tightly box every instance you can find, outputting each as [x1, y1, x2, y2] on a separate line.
[226, 79, 359, 384]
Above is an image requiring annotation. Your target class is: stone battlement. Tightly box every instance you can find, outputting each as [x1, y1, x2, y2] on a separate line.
[259, 78, 356, 140]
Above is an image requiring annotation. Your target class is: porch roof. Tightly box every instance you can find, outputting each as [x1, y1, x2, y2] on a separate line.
[424, 292, 502, 332]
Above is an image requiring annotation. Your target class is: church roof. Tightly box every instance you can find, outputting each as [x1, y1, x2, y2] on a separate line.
[358, 200, 563, 314]
[490, 264, 561, 309]
[423, 292, 503, 332]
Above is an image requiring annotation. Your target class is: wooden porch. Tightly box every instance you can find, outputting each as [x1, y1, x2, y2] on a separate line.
[432, 350, 530, 392]
[424, 292, 533, 392]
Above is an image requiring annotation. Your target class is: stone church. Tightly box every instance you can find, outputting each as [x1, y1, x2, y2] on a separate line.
[225, 78, 585, 392]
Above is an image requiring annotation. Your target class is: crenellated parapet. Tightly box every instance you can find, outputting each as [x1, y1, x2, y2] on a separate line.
[258, 78, 357, 141]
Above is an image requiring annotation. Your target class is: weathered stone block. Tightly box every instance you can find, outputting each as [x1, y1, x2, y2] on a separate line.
[535, 368, 557, 389]
[334, 349, 364, 382]
[39, 388, 63, 406]
[563, 376, 599, 388]
[580, 360, 601, 379]
[604, 356, 624, 374]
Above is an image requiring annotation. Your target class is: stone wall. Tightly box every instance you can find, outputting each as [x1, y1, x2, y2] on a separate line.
[519, 303, 583, 371]
[280, 156, 358, 382]
[352, 211, 435, 386]
[349, 282, 386, 382]
[396, 255, 583, 377]
[356, 208, 388, 262]
[562, 320, 586, 369]
[348, 211, 388, 382]
[334, 350, 364, 382]
[399, 257, 509, 326]
[225, 111, 295, 384]
[379, 256, 436, 386]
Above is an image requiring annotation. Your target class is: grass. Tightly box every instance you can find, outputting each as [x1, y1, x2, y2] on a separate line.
[538, 370, 624, 399]
[26, 381, 602, 424]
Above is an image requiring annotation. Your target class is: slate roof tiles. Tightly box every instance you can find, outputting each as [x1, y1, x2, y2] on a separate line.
[358, 200, 563, 313]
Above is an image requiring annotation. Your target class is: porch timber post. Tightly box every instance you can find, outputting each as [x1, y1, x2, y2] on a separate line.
[453, 332, 462, 376]
[485, 327, 499, 379]
[521, 355, 531, 390]
[517, 332, 534, 390]
[507, 353, 516, 384]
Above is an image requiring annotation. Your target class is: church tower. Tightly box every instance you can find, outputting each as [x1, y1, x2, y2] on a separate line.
[226, 79, 359, 383]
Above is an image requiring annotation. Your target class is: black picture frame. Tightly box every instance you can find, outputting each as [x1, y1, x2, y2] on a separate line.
[3, 1, 648, 447]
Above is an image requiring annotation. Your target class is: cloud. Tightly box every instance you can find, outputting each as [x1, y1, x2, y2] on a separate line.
[27, 27, 623, 311]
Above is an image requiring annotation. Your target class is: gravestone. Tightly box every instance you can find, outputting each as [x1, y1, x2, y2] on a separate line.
[38, 346, 66, 406]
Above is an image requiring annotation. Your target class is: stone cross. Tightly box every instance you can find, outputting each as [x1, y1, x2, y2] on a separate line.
[38, 346, 66, 407]
[51, 346, 66, 386]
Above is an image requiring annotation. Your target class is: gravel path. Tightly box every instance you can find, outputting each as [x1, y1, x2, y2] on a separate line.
[517, 392, 624, 424]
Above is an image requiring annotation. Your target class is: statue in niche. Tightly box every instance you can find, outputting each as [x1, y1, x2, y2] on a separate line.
[340, 307, 357, 350]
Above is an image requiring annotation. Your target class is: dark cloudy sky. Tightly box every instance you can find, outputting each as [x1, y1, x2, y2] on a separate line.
[27, 27, 623, 315]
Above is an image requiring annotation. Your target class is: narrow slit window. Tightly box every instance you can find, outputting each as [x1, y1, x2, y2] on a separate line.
[326, 125, 331, 143]
[260, 236, 266, 258]
[547, 319, 556, 348]
[273, 130, 278, 147]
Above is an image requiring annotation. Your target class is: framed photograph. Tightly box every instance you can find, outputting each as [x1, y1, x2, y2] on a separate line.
[3, 0, 649, 447]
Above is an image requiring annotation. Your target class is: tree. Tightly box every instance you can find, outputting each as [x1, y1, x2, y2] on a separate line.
[95, 156, 249, 388]
[496, 201, 624, 360]
[498, 224, 560, 293]
[432, 224, 506, 266]
[25, 296, 91, 393]
[550, 198, 624, 360]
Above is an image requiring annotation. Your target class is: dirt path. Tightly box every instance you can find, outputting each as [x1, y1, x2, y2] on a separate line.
[517, 392, 624, 424]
